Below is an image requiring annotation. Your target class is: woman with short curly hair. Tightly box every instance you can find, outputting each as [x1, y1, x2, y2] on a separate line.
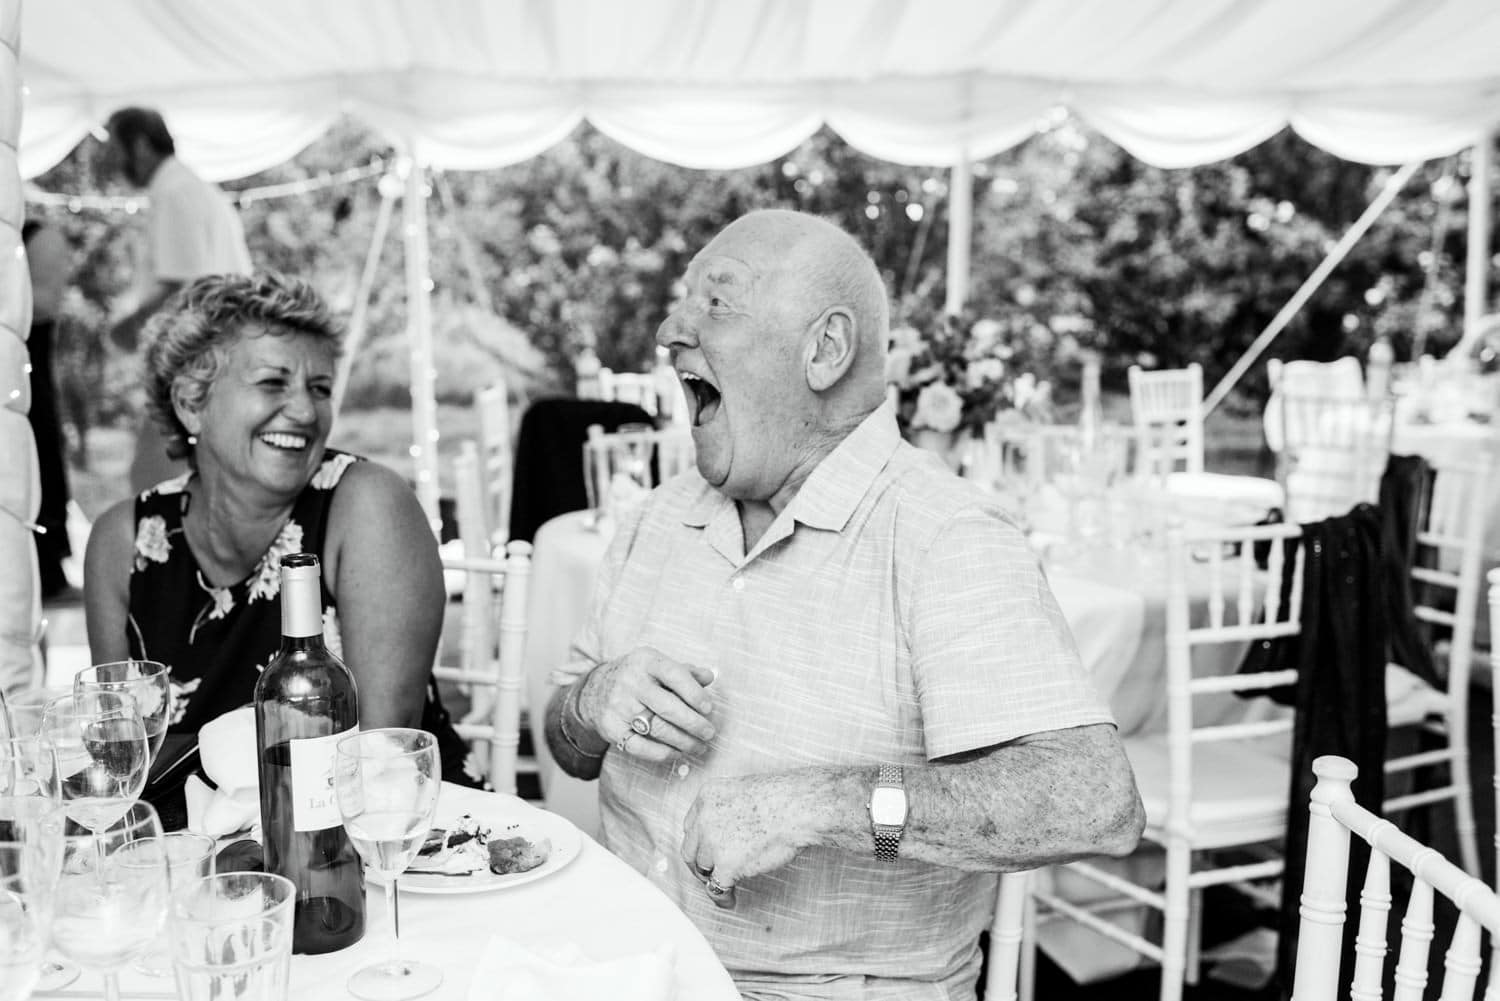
[85, 272, 481, 797]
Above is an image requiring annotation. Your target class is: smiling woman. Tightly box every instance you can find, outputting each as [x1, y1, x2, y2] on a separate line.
[82, 273, 483, 811]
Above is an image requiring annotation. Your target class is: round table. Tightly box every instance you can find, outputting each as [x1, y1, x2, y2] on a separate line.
[98, 783, 738, 1000]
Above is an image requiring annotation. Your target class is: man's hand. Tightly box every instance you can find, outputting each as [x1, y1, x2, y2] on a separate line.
[576, 646, 716, 762]
[680, 772, 823, 906]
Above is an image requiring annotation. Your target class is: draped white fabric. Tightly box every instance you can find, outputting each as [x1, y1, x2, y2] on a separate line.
[16, 0, 1500, 180]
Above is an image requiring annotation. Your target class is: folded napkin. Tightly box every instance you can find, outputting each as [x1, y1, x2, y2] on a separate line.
[185, 706, 261, 838]
[467, 934, 675, 1001]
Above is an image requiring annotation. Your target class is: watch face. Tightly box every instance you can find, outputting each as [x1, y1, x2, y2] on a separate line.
[870, 787, 907, 826]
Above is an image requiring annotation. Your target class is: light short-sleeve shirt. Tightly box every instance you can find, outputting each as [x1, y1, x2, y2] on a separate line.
[563, 403, 1112, 1000]
[140, 156, 251, 289]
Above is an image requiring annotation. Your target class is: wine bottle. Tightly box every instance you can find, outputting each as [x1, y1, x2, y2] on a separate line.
[253, 552, 365, 955]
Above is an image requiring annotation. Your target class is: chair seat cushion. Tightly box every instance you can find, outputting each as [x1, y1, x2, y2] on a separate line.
[1386, 663, 1451, 727]
[1123, 733, 1292, 849]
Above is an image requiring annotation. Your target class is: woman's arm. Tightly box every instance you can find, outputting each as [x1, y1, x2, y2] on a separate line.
[323, 461, 445, 729]
[83, 499, 137, 663]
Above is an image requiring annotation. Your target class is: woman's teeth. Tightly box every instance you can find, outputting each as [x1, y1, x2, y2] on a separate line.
[259, 432, 308, 450]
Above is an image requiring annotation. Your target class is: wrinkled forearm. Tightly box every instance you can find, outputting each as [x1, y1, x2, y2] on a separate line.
[544, 681, 607, 781]
[783, 723, 1145, 872]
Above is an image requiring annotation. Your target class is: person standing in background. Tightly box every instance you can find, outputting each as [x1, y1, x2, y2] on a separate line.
[102, 107, 252, 494]
[21, 219, 74, 598]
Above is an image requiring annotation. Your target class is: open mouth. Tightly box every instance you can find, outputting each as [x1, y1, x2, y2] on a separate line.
[258, 431, 310, 452]
[680, 372, 721, 427]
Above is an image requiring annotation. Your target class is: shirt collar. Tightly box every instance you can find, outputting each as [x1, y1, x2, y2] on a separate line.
[679, 401, 901, 534]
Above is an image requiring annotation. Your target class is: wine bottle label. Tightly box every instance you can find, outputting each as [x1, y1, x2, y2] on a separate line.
[289, 726, 357, 832]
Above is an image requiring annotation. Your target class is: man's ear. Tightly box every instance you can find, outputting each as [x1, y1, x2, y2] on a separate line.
[805, 307, 857, 392]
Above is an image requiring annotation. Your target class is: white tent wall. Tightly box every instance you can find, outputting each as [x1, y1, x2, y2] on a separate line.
[8, 0, 1500, 534]
[1, 0, 42, 694]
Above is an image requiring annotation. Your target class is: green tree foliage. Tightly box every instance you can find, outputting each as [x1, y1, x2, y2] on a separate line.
[24, 115, 1496, 438]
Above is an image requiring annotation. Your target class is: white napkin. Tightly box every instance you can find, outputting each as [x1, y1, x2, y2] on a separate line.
[185, 706, 261, 838]
[467, 934, 675, 1001]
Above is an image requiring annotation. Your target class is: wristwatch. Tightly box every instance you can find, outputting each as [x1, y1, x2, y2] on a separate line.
[868, 763, 907, 861]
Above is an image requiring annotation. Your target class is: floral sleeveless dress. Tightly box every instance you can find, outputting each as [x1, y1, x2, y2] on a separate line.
[126, 448, 480, 786]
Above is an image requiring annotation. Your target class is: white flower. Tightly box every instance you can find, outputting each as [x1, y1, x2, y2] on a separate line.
[168, 677, 201, 726]
[966, 357, 1006, 389]
[885, 347, 913, 386]
[1012, 372, 1037, 409]
[912, 381, 963, 433]
[133, 516, 172, 571]
[208, 586, 235, 620]
[322, 608, 344, 660]
[248, 521, 306, 602]
[969, 318, 1004, 353]
[310, 453, 356, 491]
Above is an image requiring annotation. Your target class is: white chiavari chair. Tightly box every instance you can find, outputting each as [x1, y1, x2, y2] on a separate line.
[597, 367, 659, 417]
[1029, 520, 1306, 1001]
[1128, 363, 1205, 476]
[985, 871, 1035, 1001]
[435, 442, 535, 794]
[1384, 453, 1493, 877]
[1290, 755, 1500, 1001]
[583, 423, 695, 519]
[1266, 357, 1394, 523]
[476, 383, 514, 546]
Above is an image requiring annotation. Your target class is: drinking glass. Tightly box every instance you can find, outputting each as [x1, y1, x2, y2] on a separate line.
[113, 833, 216, 977]
[45, 800, 169, 1001]
[0, 738, 60, 800]
[335, 728, 442, 1001]
[0, 798, 75, 991]
[74, 661, 172, 762]
[615, 422, 656, 493]
[167, 872, 295, 1001]
[39, 693, 151, 834]
[0, 831, 63, 1001]
[3, 688, 71, 740]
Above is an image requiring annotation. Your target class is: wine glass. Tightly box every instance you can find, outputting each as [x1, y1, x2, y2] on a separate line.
[0, 739, 61, 801]
[73, 661, 172, 763]
[39, 694, 151, 835]
[0, 829, 63, 1001]
[335, 728, 442, 1001]
[45, 800, 169, 1001]
[2, 688, 71, 741]
[0, 797, 76, 993]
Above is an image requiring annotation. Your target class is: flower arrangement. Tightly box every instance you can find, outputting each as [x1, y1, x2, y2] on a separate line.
[886, 310, 1051, 437]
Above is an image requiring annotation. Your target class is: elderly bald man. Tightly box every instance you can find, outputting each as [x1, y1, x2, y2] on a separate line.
[545, 209, 1143, 1000]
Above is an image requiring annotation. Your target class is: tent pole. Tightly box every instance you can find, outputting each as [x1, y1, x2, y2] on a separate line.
[1465, 127, 1494, 340]
[1203, 160, 1421, 416]
[401, 151, 443, 535]
[333, 172, 398, 416]
[945, 151, 973, 314]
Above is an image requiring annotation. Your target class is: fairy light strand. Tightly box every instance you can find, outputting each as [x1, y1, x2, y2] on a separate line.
[23, 158, 389, 213]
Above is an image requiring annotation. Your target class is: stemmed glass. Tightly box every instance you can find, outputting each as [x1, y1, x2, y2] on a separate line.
[3, 688, 71, 741]
[335, 728, 443, 1001]
[0, 795, 75, 993]
[39, 693, 151, 835]
[45, 800, 169, 1001]
[0, 739, 61, 801]
[73, 661, 172, 763]
[0, 828, 63, 1001]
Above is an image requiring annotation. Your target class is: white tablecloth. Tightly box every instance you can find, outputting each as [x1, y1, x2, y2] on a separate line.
[82, 784, 737, 1001]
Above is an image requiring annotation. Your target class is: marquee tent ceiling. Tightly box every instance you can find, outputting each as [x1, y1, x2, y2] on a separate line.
[13, 0, 1500, 182]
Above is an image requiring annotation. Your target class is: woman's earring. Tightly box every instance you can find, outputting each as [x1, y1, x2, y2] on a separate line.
[186, 434, 198, 446]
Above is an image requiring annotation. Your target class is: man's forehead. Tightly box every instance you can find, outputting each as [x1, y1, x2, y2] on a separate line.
[685, 252, 759, 290]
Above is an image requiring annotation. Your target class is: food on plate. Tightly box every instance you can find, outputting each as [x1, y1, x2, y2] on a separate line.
[488, 835, 552, 875]
[406, 814, 491, 875]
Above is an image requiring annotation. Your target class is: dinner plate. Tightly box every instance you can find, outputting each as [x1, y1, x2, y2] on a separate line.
[368, 804, 582, 895]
